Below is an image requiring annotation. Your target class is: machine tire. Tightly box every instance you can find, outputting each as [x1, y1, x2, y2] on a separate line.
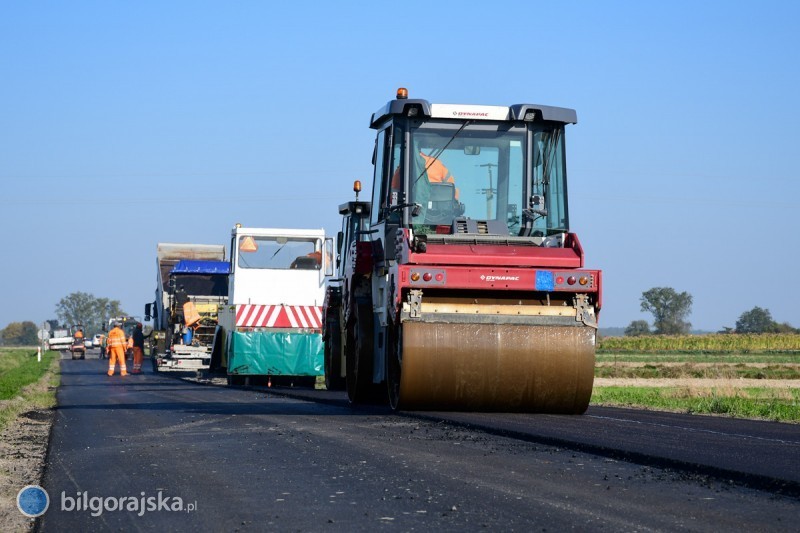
[324, 318, 345, 391]
[387, 320, 402, 410]
[209, 328, 224, 373]
[345, 302, 382, 404]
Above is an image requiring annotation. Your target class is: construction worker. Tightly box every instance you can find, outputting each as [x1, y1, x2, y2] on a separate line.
[391, 151, 460, 199]
[74, 328, 84, 339]
[106, 322, 128, 376]
[129, 323, 145, 374]
[98, 333, 106, 359]
[418, 152, 459, 199]
[291, 243, 331, 270]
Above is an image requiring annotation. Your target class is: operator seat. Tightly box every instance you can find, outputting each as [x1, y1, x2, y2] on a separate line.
[425, 182, 464, 224]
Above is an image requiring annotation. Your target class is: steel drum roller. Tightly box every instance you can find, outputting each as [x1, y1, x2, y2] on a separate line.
[397, 321, 596, 412]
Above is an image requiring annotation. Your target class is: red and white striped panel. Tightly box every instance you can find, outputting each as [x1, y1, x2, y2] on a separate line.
[235, 304, 322, 329]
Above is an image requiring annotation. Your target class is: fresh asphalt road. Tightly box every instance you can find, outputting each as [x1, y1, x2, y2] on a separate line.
[39, 357, 800, 531]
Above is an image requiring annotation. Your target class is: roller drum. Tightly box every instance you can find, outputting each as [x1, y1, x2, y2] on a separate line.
[397, 321, 595, 413]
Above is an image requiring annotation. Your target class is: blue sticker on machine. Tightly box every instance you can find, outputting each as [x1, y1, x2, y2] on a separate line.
[535, 270, 554, 291]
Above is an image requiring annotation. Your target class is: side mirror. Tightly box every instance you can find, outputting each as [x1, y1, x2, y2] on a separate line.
[324, 237, 334, 277]
[144, 303, 152, 321]
[336, 231, 344, 255]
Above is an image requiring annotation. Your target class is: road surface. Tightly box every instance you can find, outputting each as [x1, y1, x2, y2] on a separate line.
[38, 357, 800, 531]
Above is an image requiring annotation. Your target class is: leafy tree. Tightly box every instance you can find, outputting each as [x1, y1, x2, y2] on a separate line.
[625, 320, 651, 337]
[55, 292, 125, 335]
[1, 321, 39, 346]
[735, 306, 775, 334]
[774, 322, 799, 334]
[640, 287, 692, 335]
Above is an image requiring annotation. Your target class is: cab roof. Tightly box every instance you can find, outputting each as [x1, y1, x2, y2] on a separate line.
[370, 98, 577, 129]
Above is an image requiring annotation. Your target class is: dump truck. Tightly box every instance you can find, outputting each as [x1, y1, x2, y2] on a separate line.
[47, 327, 73, 352]
[327, 88, 602, 413]
[211, 225, 333, 386]
[146, 243, 229, 372]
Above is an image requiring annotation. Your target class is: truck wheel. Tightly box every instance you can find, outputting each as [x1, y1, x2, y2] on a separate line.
[324, 322, 345, 391]
[345, 303, 384, 404]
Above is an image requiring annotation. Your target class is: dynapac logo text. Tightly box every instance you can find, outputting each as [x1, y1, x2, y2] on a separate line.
[452, 111, 489, 117]
[479, 275, 520, 282]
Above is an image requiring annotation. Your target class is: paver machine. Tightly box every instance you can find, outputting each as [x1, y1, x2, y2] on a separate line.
[331, 88, 602, 413]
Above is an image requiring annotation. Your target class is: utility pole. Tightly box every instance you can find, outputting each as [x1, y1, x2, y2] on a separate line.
[476, 163, 498, 219]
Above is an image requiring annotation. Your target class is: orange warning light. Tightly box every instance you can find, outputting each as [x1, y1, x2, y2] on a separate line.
[353, 180, 362, 193]
[396, 87, 408, 99]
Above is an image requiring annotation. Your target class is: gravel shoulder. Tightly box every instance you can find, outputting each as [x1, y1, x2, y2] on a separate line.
[0, 369, 57, 532]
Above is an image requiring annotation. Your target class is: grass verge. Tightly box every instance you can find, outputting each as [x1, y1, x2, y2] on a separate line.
[0, 348, 60, 431]
[592, 386, 800, 423]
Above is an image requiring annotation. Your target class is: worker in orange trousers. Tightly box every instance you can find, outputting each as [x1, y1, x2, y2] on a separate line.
[106, 322, 128, 376]
[128, 323, 145, 374]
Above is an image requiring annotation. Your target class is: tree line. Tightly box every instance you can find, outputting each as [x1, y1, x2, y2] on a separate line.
[625, 287, 797, 336]
[0, 292, 126, 346]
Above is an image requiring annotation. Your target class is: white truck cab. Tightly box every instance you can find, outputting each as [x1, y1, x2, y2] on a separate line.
[214, 226, 333, 383]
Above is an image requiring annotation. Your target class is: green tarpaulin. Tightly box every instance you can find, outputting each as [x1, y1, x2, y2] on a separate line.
[227, 330, 323, 376]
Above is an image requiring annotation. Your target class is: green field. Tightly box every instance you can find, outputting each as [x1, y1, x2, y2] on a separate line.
[598, 333, 800, 353]
[592, 386, 800, 423]
[591, 343, 800, 422]
[0, 348, 60, 430]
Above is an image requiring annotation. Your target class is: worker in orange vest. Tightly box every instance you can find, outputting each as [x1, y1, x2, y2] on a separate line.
[128, 323, 145, 374]
[418, 152, 459, 199]
[74, 328, 84, 339]
[391, 151, 460, 199]
[106, 322, 128, 377]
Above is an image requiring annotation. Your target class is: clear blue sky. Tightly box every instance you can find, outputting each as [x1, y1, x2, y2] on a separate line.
[2, 1, 798, 332]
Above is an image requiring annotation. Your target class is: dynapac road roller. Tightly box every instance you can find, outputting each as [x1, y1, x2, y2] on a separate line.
[325, 88, 602, 413]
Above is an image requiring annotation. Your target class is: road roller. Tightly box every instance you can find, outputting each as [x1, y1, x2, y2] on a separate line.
[324, 88, 602, 413]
